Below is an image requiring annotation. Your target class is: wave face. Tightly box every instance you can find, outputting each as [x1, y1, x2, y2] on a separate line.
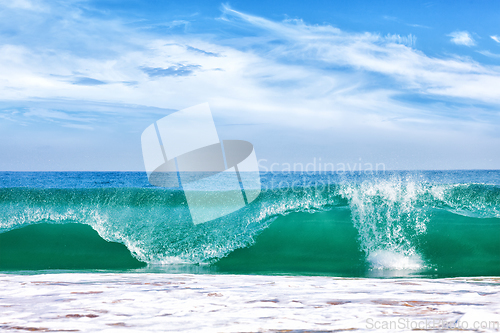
[0, 223, 145, 270]
[0, 171, 499, 277]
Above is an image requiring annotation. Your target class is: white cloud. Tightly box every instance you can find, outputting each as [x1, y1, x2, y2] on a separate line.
[0, 0, 46, 11]
[385, 34, 416, 47]
[1, 4, 499, 123]
[23, 108, 94, 123]
[62, 123, 94, 131]
[1, 2, 500, 169]
[448, 31, 475, 46]
[491, 35, 500, 43]
[478, 50, 500, 58]
[220, 7, 500, 104]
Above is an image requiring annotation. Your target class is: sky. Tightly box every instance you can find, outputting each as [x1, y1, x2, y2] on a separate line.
[0, 0, 499, 171]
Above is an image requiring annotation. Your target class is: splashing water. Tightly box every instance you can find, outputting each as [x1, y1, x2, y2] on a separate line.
[338, 176, 429, 270]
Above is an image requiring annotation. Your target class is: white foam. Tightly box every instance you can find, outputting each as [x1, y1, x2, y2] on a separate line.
[1, 273, 499, 332]
[367, 250, 424, 270]
[459, 310, 500, 331]
[153, 256, 192, 265]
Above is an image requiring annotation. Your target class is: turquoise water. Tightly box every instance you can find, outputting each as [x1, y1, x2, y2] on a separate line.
[0, 171, 499, 277]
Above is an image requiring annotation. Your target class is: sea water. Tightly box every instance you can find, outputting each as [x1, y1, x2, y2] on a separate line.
[1, 170, 499, 277]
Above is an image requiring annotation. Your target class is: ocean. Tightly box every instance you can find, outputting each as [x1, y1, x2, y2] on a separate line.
[1, 170, 500, 332]
[0, 170, 499, 277]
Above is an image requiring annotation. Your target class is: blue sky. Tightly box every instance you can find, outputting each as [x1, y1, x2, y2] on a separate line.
[0, 0, 499, 171]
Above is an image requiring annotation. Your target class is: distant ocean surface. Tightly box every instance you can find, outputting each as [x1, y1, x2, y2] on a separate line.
[1, 170, 499, 278]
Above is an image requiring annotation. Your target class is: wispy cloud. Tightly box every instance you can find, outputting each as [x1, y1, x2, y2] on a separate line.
[477, 50, 500, 58]
[2, 2, 499, 121]
[1, 1, 500, 170]
[0, 0, 47, 11]
[382, 15, 430, 29]
[491, 35, 500, 43]
[407, 23, 431, 29]
[23, 108, 95, 123]
[385, 34, 416, 47]
[448, 31, 475, 46]
[220, 6, 500, 104]
[2, 2, 500, 126]
[62, 123, 94, 130]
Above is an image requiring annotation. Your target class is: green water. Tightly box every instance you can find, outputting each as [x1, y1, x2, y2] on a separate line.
[215, 209, 367, 276]
[420, 210, 500, 277]
[0, 223, 145, 270]
[1, 209, 498, 277]
[1, 173, 499, 277]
